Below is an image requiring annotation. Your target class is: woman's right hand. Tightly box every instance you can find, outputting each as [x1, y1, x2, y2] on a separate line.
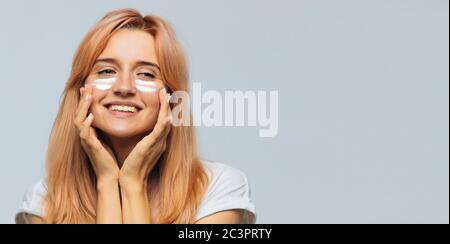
[75, 84, 119, 182]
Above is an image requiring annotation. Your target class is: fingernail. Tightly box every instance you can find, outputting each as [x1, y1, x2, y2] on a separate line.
[88, 113, 93, 120]
[85, 93, 90, 101]
[167, 94, 171, 103]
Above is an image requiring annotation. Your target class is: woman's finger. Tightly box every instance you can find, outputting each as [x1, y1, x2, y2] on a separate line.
[74, 85, 92, 128]
[75, 87, 85, 116]
[79, 113, 94, 140]
[153, 88, 172, 138]
[156, 88, 170, 122]
[79, 113, 102, 151]
[137, 89, 172, 148]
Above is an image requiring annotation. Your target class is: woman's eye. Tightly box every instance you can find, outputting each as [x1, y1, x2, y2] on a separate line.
[97, 69, 116, 75]
[138, 72, 156, 79]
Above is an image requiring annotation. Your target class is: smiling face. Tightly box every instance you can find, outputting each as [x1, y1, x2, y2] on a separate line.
[85, 29, 165, 138]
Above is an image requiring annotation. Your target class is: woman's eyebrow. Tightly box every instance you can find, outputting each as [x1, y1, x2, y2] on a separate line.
[94, 58, 119, 66]
[135, 61, 161, 72]
[94, 58, 161, 71]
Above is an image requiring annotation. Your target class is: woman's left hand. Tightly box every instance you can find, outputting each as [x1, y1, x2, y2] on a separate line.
[119, 88, 172, 187]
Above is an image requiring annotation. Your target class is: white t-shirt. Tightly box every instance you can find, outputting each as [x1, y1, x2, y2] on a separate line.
[17, 160, 256, 223]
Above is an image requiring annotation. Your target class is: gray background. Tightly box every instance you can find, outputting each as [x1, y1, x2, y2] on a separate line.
[0, 0, 448, 224]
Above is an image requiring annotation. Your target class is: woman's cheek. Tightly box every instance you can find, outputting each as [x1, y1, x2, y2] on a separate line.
[141, 93, 162, 126]
[90, 90, 106, 126]
[142, 89, 162, 109]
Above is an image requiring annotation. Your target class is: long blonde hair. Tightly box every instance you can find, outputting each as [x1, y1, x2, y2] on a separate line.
[44, 8, 208, 223]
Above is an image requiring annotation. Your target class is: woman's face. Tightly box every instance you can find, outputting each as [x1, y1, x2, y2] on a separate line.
[85, 29, 165, 139]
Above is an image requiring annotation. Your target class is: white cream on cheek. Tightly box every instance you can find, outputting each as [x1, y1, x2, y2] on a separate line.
[92, 77, 115, 90]
[91, 78, 158, 92]
[135, 79, 157, 92]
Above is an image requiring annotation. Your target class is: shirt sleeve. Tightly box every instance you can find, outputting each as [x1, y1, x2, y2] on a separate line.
[195, 163, 257, 223]
[17, 179, 47, 218]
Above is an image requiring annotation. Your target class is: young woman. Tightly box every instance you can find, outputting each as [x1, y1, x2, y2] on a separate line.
[15, 8, 255, 224]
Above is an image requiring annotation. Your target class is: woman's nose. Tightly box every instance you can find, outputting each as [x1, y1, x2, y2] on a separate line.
[112, 75, 136, 96]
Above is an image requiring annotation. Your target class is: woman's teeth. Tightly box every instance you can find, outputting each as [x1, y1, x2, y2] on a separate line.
[110, 105, 137, 113]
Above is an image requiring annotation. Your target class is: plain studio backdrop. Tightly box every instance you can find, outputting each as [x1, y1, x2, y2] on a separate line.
[0, 0, 448, 224]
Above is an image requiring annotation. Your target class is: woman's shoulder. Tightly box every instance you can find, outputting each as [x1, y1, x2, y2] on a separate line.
[17, 178, 48, 219]
[201, 160, 251, 193]
[197, 160, 257, 223]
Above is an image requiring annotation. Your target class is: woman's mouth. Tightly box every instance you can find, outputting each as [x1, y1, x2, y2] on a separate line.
[106, 104, 141, 118]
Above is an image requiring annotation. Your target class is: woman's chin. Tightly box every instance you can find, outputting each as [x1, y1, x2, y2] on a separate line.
[98, 126, 146, 139]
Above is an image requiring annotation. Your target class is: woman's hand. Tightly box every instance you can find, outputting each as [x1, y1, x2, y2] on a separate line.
[75, 84, 120, 182]
[119, 88, 172, 187]
[75, 85, 122, 224]
[118, 88, 171, 224]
